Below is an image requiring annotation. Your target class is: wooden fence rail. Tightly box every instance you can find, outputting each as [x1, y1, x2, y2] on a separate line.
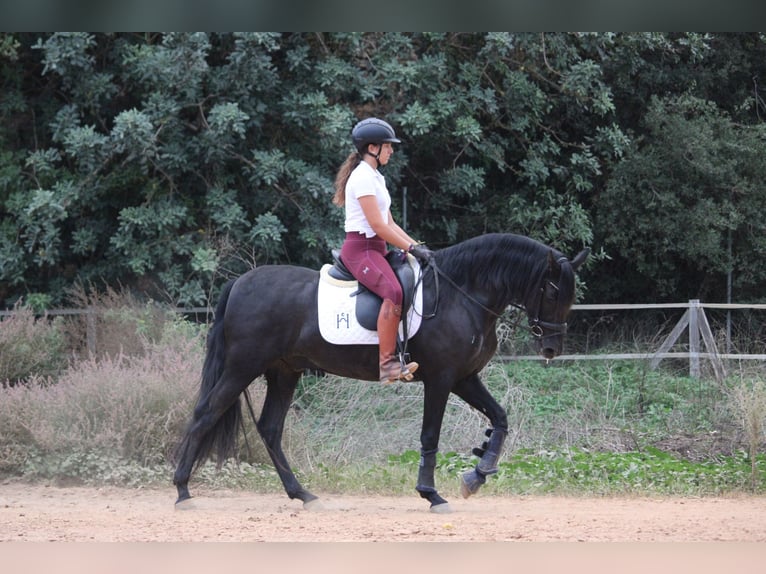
[500, 300, 766, 381]
[2, 300, 764, 380]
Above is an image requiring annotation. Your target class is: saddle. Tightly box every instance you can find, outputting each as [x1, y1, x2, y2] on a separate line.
[328, 249, 416, 332]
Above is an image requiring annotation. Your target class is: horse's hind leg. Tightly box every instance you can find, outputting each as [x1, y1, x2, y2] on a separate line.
[173, 370, 253, 505]
[257, 367, 319, 508]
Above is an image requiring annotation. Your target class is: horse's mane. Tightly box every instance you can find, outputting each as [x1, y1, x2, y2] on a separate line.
[435, 233, 571, 307]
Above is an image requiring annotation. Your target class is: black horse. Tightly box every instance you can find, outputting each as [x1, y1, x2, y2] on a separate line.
[173, 233, 589, 512]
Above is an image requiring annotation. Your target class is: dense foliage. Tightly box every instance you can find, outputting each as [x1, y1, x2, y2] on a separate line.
[1, 33, 765, 307]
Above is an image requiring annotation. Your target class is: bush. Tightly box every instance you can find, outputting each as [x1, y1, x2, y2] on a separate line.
[0, 316, 205, 479]
[0, 304, 68, 385]
[729, 373, 766, 489]
[65, 283, 181, 360]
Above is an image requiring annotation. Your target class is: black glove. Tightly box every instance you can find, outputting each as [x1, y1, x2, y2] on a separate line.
[408, 243, 434, 265]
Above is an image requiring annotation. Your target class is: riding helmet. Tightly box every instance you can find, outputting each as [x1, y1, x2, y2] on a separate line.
[351, 118, 401, 155]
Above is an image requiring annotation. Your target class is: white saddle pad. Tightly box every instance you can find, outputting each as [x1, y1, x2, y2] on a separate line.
[317, 259, 424, 345]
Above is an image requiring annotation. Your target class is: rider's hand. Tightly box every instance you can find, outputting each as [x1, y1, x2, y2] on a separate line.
[408, 243, 435, 265]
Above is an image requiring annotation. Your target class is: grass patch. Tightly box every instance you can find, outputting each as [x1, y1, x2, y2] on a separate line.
[488, 447, 763, 495]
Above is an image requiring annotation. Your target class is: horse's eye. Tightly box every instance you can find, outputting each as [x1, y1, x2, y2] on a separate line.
[545, 282, 558, 300]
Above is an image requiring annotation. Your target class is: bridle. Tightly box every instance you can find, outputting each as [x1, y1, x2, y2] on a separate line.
[525, 278, 568, 339]
[415, 256, 570, 341]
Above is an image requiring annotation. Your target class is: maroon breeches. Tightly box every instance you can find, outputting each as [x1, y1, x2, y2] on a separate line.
[340, 232, 403, 306]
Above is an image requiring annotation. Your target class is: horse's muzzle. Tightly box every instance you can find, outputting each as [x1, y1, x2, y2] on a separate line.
[537, 333, 563, 360]
[540, 345, 558, 360]
[529, 320, 566, 360]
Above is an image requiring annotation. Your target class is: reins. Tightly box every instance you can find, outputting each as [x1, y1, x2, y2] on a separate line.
[419, 259, 504, 319]
[414, 256, 569, 340]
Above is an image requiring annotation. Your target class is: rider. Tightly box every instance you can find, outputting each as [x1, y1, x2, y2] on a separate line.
[332, 117, 434, 383]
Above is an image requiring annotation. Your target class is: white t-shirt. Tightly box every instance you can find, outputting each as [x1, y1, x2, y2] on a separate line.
[344, 161, 391, 238]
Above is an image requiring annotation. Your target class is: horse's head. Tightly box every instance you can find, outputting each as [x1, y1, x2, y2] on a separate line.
[526, 247, 589, 360]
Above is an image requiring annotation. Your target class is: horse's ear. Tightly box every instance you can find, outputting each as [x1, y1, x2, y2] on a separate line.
[548, 250, 569, 271]
[570, 248, 590, 272]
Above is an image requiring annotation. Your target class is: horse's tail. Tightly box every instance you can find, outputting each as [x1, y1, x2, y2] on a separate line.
[179, 278, 242, 470]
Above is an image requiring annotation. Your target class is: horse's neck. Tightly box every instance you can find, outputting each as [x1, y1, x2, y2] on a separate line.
[444, 242, 538, 311]
[486, 253, 536, 309]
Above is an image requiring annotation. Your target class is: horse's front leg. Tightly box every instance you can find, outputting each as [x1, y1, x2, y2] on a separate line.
[415, 381, 453, 513]
[452, 374, 509, 498]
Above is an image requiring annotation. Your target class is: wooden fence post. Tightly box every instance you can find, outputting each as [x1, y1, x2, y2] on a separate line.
[689, 299, 700, 378]
[649, 307, 690, 371]
[649, 299, 725, 381]
[697, 302, 727, 381]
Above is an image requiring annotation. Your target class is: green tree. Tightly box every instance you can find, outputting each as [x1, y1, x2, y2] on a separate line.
[2, 32, 766, 309]
[1, 32, 608, 306]
[595, 94, 766, 302]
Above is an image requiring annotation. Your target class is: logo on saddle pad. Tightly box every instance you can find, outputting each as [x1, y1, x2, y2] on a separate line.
[317, 254, 424, 345]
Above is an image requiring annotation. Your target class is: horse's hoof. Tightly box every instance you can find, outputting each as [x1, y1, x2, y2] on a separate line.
[460, 469, 486, 499]
[175, 497, 196, 511]
[430, 502, 453, 514]
[303, 498, 324, 511]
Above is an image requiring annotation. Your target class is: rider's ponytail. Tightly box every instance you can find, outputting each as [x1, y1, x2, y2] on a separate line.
[332, 151, 361, 207]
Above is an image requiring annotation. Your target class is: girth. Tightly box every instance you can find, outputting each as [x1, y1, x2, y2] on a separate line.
[328, 249, 416, 332]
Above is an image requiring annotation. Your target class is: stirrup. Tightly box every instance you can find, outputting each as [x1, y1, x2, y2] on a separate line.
[380, 359, 419, 384]
[399, 360, 418, 381]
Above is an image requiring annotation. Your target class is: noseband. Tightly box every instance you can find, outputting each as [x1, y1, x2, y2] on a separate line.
[527, 280, 568, 339]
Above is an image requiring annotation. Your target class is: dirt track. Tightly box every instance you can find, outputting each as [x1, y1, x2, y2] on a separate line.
[2, 482, 766, 542]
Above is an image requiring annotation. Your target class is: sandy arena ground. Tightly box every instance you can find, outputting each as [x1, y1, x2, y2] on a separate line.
[2, 482, 766, 543]
[3, 483, 766, 574]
